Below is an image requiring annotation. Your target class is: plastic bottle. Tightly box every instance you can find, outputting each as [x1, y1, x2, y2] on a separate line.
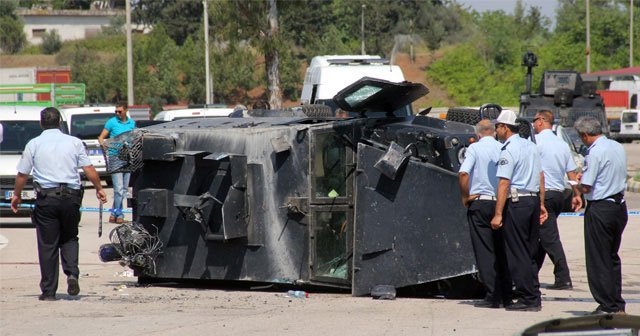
[287, 290, 308, 298]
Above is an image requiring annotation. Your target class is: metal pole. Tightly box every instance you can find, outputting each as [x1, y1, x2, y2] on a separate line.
[126, 0, 134, 105]
[631, 0, 634, 67]
[586, 0, 591, 73]
[204, 0, 212, 105]
[361, 4, 365, 55]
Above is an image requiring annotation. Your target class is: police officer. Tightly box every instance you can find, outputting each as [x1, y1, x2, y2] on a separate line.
[533, 110, 582, 290]
[11, 107, 107, 301]
[574, 116, 627, 315]
[458, 119, 511, 308]
[491, 109, 548, 312]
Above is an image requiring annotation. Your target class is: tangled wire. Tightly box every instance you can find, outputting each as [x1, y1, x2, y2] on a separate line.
[109, 222, 163, 274]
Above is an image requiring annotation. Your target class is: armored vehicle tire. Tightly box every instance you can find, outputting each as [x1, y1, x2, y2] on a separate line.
[446, 108, 482, 125]
[300, 104, 333, 118]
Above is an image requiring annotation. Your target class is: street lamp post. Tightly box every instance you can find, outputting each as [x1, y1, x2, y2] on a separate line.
[204, 0, 212, 105]
[586, 0, 591, 73]
[361, 4, 365, 55]
[631, 0, 634, 67]
[126, 0, 134, 105]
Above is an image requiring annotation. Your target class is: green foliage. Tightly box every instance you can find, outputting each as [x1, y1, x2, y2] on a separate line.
[12, 0, 638, 110]
[133, 0, 203, 46]
[0, 1, 26, 54]
[56, 45, 123, 103]
[100, 15, 125, 36]
[41, 29, 62, 54]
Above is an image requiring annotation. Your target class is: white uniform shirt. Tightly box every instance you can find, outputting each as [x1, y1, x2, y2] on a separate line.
[16, 129, 91, 190]
[459, 136, 502, 196]
[536, 129, 577, 191]
[581, 136, 627, 201]
[496, 134, 541, 192]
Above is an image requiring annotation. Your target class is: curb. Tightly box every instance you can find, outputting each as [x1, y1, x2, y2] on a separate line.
[627, 178, 640, 194]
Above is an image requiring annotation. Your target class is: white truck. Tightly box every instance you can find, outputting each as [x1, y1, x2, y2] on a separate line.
[300, 55, 409, 115]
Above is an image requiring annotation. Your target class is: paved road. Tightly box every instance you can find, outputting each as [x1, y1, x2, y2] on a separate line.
[1, 144, 639, 336]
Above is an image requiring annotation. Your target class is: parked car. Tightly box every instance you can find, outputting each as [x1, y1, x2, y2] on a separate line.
[60, 106, 115, 182]
[616, 109, 640, 143]
[0, 106, 67, 216]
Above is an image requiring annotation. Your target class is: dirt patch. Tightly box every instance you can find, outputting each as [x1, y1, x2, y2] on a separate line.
[0, 55, 59, 68]
[395, 51, 455, 110]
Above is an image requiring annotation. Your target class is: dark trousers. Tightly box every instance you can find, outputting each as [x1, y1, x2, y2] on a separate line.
[584, 200, 627, 312]
[467, 200, 511, 303]
[32, 192, 82, 296]
[503, 196, 541, 306]
[536, 190, 571, 283]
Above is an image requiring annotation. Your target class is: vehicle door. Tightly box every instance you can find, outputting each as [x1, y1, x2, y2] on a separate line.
[307, 124, 355, 286]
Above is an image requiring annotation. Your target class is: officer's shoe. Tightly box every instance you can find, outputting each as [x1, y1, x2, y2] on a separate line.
[474, 300, 503, 308]
[546, 281, 573, 290]
[67, 275, 80, 296]
[38, 294, 57, 301]
[108, 215, 117, 223]
[116, 217, 124, 224]
[591, 308, 626, 316]
[505, 301, 541, 312]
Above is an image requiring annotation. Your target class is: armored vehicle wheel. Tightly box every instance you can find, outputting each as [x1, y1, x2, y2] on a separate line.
[446, 108, 482, 125]
[300, 104, 333, 118]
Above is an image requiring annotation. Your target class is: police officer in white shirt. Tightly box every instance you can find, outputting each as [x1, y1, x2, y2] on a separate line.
[574, 116, 627, 315]
[11, 107, 107, 301]
[459, 119, 511, 309]
[533, 110, 582, 290]
[491, 109, 547, 312]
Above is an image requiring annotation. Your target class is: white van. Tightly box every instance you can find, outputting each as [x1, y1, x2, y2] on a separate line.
[0, 106, 67, 215]
[618, 109, 640, 142]
[300, 55, 407, 114]
[60, 106, 116, 179]
[153, 107, 234, 121]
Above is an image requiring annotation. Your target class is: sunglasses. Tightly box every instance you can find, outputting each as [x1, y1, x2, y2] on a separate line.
[115, 110, 125, 114]
[533, 117, 543, 123]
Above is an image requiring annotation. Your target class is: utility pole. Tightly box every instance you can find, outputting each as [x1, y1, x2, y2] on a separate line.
[631, 0, 634, 67]
[586, 0, 591, 73]
[126, 0, 134, 105]
[203, 0, 212, 105]
[361, 4, 366, 55]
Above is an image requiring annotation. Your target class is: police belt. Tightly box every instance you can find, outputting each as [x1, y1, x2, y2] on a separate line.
[476, 195, 496, 201]
[35, 184, 82, 197]
[509, 191, 538, 197]
[590, 192, 625, 205]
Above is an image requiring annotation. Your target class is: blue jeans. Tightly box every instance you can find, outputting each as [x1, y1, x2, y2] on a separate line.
[111, 172, 130, 219]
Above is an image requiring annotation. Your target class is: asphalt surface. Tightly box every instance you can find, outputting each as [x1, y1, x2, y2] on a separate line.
[0, 143, 639, 335]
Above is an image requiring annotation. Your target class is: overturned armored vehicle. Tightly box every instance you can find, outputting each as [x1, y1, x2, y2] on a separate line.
[103, 78, 480, 296]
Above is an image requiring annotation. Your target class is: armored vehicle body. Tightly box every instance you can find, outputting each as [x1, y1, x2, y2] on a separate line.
[101, 78, 480, 296]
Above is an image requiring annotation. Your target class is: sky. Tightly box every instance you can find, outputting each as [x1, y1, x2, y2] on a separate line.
[456, 0, 559, 24]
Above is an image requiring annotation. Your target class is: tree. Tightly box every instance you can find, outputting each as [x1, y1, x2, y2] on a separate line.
[41, 29, 62, 54]
[132, 0, 203, 46]
[0, 1, 26, 54]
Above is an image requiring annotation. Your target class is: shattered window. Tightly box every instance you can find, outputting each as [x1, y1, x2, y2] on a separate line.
[315, 211, 349, 280]
[344, 85, 382, 107]
[314, 132, 346, 198]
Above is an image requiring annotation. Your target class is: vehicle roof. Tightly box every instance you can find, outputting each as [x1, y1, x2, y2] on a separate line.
[154, 107, 234, 121]
[0, 106, 48, 121]
[59, 106, 115, 115]
[309, 55, 386, 67]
